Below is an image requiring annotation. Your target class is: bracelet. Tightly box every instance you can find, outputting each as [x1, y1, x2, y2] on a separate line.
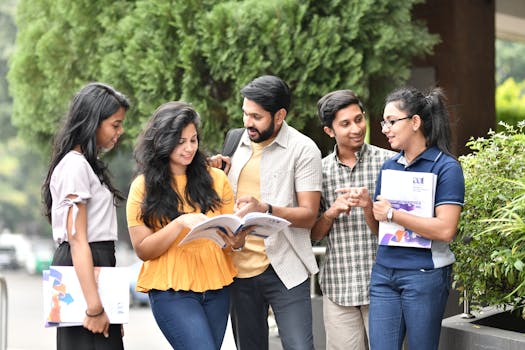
[386, 207, 394, 223]
[231, 245, 244, 252]
[85, 307, 104, 317]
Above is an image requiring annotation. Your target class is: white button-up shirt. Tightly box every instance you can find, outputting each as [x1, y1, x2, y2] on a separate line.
[228, 121, 323, 289]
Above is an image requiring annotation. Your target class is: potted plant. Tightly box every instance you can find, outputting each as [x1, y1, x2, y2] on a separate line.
[440, 122, 525, 349]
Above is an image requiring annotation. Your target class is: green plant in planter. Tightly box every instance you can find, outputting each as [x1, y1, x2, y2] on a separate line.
[479, 178, 525, 313]
[453, 121, 525, 314]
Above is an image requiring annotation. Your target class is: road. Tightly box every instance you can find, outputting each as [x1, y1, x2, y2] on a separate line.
[0, 268, 326, 350]
[0, 244, 325, 349]
[0, 269, 242, 350]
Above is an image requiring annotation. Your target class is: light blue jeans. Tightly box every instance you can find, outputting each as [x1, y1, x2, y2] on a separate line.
[369, 263, 451, 350]
[149, 287, 230, 350]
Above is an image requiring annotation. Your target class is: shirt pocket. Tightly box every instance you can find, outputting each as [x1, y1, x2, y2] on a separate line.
[262, 169, 294, 207]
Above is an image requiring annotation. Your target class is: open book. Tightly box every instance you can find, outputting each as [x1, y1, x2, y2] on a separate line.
[178, 212, 291, 248]
[43, 266, 129, 327]
[378, 169, 437, 249]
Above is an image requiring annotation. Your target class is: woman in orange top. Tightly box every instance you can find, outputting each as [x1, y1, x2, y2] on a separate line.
[126, 102, 246, 349]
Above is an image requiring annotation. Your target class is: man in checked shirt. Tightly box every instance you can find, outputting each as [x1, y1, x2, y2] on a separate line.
[311, 90, 395, 350]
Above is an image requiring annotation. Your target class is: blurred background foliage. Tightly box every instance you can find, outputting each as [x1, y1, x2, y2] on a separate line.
[495, 39, 525, 131]
[496, 39, 525, 85]
[7, 0, 438, 152]
[0, 0, 50, 235]
[496, 78, 525, 130]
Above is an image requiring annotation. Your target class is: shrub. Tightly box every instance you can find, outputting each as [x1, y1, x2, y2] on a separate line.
[453, 121, 525, 313]
[481, 178, 525, 312]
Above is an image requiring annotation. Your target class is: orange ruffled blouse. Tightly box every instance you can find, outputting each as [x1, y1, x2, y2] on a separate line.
[126, 167, 237, 293]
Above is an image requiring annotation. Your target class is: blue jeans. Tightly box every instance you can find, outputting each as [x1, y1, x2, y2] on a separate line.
[230, 265, 314, 350]
[148, 287, 230, 350]
[369, 263, 451, 350]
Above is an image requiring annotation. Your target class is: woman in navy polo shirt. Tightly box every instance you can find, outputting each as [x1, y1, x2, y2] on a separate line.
[363, 87, 465, 350]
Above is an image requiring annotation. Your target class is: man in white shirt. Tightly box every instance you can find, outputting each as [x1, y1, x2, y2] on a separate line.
[215, 75, 322, 350]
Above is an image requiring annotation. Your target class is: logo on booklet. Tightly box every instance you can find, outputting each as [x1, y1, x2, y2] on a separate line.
[412, 176, 425, 185]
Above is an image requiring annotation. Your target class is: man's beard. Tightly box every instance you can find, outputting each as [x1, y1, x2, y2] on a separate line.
[248, 117, 275, 143]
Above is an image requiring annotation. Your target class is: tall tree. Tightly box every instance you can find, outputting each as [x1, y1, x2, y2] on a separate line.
[0, 0, 17, 140]
[0, 0, 49, 234]
[8, 0, 438, 152]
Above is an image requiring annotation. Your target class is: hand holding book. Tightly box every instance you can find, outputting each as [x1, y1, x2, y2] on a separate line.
[43, 266, 129, 327]
[175, 212, 211, 229]
[215, 224, 251, 251]
[178, 212, 291, 248]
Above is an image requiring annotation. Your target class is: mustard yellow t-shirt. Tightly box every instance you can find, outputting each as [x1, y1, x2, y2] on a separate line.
[126, 167, 236, 293]
[233, 139, 272, 278]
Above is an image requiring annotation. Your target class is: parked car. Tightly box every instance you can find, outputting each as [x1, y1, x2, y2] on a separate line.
[0, 232, 31, 269]
[0, 245, 18, 269]
[25, 239, 55, 275]
[129, 260, 149, 307]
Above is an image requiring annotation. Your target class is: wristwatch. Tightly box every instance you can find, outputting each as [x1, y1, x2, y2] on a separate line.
[386, 207, 394, 223]
[265, 203, 273, 215]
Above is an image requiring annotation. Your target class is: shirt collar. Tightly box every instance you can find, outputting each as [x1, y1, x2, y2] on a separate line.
[396, 146, 442, 166]
[333, 143, 368, 166]
[240, 120, 290, 149]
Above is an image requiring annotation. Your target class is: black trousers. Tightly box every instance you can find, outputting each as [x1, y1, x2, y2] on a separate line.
[230, 265, 314, 350]
[52, 241, 124, 350]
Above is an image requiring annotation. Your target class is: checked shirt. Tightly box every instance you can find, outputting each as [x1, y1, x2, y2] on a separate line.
[318, 143, 395, 306]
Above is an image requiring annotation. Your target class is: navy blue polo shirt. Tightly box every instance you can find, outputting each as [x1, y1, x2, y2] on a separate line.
[374, 146, 465, 270]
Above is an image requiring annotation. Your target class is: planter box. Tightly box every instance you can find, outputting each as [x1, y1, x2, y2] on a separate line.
[439, 308, 525, 350]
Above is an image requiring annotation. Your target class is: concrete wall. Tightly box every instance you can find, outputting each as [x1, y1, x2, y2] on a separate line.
[440, 309, 525, 350]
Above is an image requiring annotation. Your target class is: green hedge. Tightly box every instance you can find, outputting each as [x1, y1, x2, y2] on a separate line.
[8, 0, 437, 152]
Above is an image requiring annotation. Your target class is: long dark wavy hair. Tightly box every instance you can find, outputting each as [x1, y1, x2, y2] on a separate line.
[133, 101, 222, 229]
[42, 82, 130, 223]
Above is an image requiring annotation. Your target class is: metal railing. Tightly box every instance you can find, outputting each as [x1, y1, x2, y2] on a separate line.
[460, 290, 475, 319]
[310, 246, 326, 297]
[0, 276, 7, 350]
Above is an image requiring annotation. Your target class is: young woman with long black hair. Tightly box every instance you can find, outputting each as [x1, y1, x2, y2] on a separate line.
[42, 82, 130, 350]
[126, 101, 246, 349]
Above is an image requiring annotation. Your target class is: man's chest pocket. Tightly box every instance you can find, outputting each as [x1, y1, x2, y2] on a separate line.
[261, 169, 295, 206]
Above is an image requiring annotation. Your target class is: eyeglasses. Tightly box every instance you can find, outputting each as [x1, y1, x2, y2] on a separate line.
[380, 116, 412, 129]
